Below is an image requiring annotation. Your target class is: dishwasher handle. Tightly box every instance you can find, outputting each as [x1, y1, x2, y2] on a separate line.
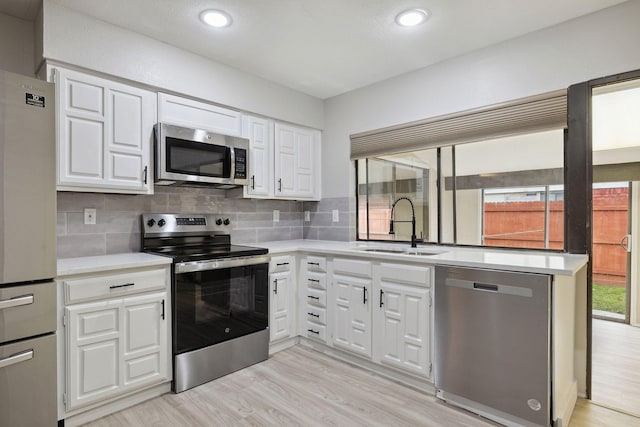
[446, 278, 533, 298]
[473, 283, 498, 292]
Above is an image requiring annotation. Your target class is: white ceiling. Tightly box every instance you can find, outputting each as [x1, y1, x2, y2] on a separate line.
[0, 0, 629, 99]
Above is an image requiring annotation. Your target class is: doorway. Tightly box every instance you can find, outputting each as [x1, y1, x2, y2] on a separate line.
[591, 182, 630, 323]
[590, 77, 640, 416]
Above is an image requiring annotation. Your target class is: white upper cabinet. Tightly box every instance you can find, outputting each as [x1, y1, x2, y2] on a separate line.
[53, 66, 155, 194]
[158, 93, 243, 136]
[244, 116, 274, 197]
[274, 122, 320, 200]
[242, 119, 321, 201]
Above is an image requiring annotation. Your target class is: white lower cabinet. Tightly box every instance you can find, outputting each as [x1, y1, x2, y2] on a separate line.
[65, 292, 170, 410]
[373, 263, 432, 378]
[269, 256, 296, 343]
[58, 263, 172, 419]
[65, 291, 168, 411]
[330, 258, 373, 358]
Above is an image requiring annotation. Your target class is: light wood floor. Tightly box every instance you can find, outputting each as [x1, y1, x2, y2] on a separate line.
[82, 345, 640, 427]
[591, 318, 640, 417]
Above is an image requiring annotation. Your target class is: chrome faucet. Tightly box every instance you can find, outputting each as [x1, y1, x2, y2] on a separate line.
[389, 197, 421, 248]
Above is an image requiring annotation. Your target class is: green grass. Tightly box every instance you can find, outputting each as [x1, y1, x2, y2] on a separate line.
[592, 282, 626, 314]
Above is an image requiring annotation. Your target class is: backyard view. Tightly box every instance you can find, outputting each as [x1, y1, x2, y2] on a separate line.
[484, 184, 629, 317]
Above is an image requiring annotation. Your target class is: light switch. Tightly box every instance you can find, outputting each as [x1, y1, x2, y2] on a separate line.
[332, 210, 339, 222]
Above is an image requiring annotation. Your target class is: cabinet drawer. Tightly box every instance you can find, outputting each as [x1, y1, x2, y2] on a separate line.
[333, 258, 371, 278]
[306, 271, 326, 290]
[270, 256, 293, 273]
[64, 268, 166, 304]
[305, 288, 326, 308]
[305, 322, 326, 342]
[305, 306, 326, 325]
[305, 256, 326, 272]
[379, 263, 431, 287]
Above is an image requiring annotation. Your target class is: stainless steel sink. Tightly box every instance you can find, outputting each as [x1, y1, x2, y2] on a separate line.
[360, 248, 444, 256]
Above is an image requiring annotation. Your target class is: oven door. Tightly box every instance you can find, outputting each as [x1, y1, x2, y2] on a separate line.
[174, 257, 269, 355]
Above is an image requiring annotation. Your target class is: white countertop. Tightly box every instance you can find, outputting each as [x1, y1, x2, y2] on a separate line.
[259, 240, 588, 276]
[56, 241, 588, 277]
[57, 252, 172, 276]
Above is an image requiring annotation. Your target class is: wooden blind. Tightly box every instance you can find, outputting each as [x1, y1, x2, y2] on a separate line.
[350, 90, 567, 159]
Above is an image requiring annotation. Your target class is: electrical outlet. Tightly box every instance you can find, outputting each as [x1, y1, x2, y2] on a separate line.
[332, 209, 339, 222]
[84, 208, 97, 225]
[304, 211, 311, 222]
[273, 209, 280, 222]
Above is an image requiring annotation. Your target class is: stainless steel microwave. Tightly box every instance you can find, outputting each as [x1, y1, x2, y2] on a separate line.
[154, 123, 249, 188]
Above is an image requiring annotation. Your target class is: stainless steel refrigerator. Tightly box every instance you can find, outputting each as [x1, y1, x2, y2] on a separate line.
[0, 70, 57, 426]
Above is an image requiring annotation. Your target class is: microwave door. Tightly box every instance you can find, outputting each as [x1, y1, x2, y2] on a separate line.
[165, 138, 231, 183]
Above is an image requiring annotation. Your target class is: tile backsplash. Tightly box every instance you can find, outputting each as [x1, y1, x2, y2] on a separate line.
[56, 187, 352, 258]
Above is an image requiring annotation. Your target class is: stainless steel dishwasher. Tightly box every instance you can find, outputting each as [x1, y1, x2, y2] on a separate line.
[434, 265, 551, 427]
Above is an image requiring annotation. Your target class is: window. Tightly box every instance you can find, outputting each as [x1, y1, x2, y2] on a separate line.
[356, 129, 565, 250]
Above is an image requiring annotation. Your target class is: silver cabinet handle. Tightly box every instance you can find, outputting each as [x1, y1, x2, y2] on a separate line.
[0, 294, 34, 310]
[0, 349, 33, 369]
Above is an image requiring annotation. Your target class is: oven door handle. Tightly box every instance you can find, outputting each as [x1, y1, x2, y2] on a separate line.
[175, 255, 271, 274]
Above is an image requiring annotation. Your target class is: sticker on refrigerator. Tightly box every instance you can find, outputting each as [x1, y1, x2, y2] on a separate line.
[25, 93, 45, 108]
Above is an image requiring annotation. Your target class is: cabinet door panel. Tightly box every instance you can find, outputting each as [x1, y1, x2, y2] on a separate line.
[112, 91, 143, 148]
[67, 118, 103, 178]
[67, 78, 103, 115]
[269, 270, 292, 342]
[125, 353, 161, 384]
[122, 292, 168, 388]
[246, 116, 273, 197]
[110, 152, 143, 182]
[375, 279, 430, 377]
[124, 299, 161, 354]
[78, 340, 119, 396]
[66, 302, 121, 410]
[274, 122, 319, 199]
[332, 274, 372, 357]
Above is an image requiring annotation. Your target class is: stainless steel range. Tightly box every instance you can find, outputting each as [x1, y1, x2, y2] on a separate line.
[142, 213, 270, 392]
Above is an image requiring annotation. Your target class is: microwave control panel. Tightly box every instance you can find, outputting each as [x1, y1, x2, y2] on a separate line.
[234, 148, 247, 179]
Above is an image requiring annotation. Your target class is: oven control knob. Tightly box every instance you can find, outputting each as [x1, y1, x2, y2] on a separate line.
[216, 218, 223, 226]
[223, 218, 230, 226]
[158, 219, 166, 227]
[147, 219, 156, 227]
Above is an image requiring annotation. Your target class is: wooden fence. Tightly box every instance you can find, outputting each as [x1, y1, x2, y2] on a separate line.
[484, 187, 628, 286]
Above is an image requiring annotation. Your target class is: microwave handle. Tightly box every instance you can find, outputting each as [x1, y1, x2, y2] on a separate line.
[229, 147, 236, 180]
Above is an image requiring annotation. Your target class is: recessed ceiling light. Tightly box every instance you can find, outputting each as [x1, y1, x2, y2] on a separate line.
[395, 8, 429, 27]
[200, 9, 232, 28]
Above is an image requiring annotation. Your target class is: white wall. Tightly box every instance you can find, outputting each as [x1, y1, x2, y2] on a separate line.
[0, 13, 35, 76]
[40, 0, 323, 129]
[323, 0, 640, 199]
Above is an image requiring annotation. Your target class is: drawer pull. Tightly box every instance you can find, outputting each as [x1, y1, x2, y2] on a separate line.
[273, 278, 278, 294]
[0, 294, 34, 310]
[308, 262, 320, 266]
[308, 295, 319, 300]
[308, 278, 320, 283]
[307, 312, 320, 318]
[0, 349, 33, 369]
[276, 262, 289, 267]
[363, 286, 368, 304]
[379, 289, 385, 308]
[161, 299, 165, 320]
[307, 329, 320, 335]
[109, 282, 135, 290]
